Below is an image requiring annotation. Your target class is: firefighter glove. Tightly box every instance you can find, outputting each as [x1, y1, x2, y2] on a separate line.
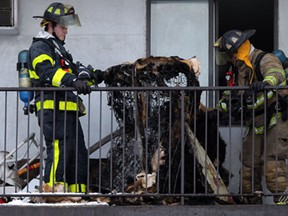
[77, 68, 91, 81]
[72, 79, 91, 95]
[231, 97, 241, 116]
[251, 81, 269, 92]
[243, 90, 254, 105]
[90, 69, 105, 85]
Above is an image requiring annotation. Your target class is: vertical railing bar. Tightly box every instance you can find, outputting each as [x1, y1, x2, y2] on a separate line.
[39, 90, 45, 192]
[180, 90, 185, 205]
[193, 90, 197, 194]
[63, 90, 68, 192]
[274, 90, 279, 193]
[144, 91, 149, 194]
[26, 91, 32, 192]
[75, 94, 80, 189]
[168, 91, 172, 194]
[156, 91, 160, 195]
[121, 92, 126, 193]
[3, 91, 7, 194]
[86, 92, 91, 194]
[15, 91, 19, 192]
[109, 91, 114, 191]
[99, 91, 103, 192]
[52, 91, 56, 192]
[251, 92, 256, 196]
[215, 89, 221, 195]
[204, 90, 208, 194]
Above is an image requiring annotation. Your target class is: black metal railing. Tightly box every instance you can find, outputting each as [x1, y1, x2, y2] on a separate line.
[0, 86, 287, 205]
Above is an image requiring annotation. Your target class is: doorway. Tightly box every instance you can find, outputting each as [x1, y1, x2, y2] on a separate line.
[215, 0, 276, 86]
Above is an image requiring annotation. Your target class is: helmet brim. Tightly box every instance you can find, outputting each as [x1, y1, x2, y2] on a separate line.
[32, 14, 81, 27]
[213, 37, 222, 48]
[33, 15, 45, 19]
[242, 29, 256, 41]
[214, 29, 255, 47]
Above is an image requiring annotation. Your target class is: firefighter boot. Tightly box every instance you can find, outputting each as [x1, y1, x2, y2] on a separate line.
[240, 165, 263, 204]
[265, 160, 288, 204]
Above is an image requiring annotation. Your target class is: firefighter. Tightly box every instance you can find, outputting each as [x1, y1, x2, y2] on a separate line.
[28, 2, 103, 193]
[214, 29, 288, 204]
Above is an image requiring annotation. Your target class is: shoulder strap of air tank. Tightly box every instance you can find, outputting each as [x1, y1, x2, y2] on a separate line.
[254, 51, 267, 81]
[33, 38, 78, 73]
[33, 38, 57, 59]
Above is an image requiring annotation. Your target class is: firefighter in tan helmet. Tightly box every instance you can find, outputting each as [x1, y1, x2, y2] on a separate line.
[215, 29, 288, 204]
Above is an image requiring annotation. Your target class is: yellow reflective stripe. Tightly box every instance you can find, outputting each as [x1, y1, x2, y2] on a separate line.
[59, 101, 77, 111]
[279, 80, 287, 86]
[266, 67, 285, 74]
[36, 100, 54, 111]
[254, 112, 282, 134]
[28, 69, 39, 79]
[47, 5, 61, 15]
[217, 99, 228, 112]
[247, 90, 274, 110]
[264, 76, 277, 86]
[52, 68, 67, 87]
[48, 139, 60, 187]
[32, 54, 54, 69]
[55, 8, 61, 15]
[221, 102, 228, 112]
[36, 100, 81, 112]
[69, 184, 87, 193]
[47, 6, 53, 13]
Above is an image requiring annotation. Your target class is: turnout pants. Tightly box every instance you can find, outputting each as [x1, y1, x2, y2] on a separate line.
[242, 118, 288, 203]
[38, 109, 88, 193]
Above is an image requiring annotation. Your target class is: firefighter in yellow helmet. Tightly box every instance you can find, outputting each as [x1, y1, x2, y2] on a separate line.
[215, 29, 288, 204]
[28, 2, 104, 193]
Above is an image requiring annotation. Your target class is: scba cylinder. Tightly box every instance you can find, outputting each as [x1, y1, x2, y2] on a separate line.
[17, 50, 34, 114]
[272, 49, 288, 79]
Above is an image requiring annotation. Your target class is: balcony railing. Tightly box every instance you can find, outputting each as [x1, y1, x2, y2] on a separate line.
[0, 86, 287, 205]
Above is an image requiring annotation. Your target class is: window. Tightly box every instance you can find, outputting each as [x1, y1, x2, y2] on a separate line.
[0, 0, 18, 34]
[150, 0, 210, 104]
[0, 0, 13, 26]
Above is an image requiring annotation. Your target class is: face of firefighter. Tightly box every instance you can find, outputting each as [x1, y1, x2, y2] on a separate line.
[53, 24, 68, 41]
[229, 53, 237, 65]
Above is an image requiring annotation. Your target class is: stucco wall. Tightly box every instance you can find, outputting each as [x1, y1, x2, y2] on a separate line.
[0, 0, 288, 157]
[0, 0, 147, 155]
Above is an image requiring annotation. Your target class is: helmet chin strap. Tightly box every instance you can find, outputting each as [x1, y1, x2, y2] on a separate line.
[52, 27, 65, 43]
[52, 32, 60, 40]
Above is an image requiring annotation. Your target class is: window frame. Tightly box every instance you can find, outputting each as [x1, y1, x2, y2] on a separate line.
[0, 0, 18, 35]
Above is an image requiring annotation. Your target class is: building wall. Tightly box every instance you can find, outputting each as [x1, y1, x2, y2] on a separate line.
[0, 0, 147, 153]
[1, 0, 288, 155]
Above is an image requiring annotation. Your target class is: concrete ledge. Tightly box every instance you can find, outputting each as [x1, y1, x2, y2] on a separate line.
[0, 204, 288, 216]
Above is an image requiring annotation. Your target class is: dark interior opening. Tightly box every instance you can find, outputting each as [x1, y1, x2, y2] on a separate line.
[216, 0, 275, 87]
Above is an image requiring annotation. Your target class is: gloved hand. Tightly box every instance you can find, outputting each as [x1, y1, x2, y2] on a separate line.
[90, 69, 105, 85]
[243, 90, 254, 106]
[251, 81, 269, 92]
[72, 79, 91, 95]
[230, 97, 242, 119]
[77, 68, 91, 81]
